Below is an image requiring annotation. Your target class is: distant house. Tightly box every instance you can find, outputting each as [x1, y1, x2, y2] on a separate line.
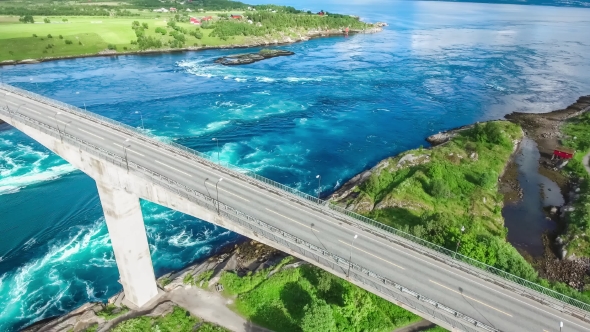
[318, 10, 325, 16]
[169, 7, 177, 12]
[230, 14, 242, 19]
[190, 17, 201, 24]
[153, 7, 169, 12]
[201, 16, 213, 21]
[186, 8, 192, 12]
[553, 147, 575, 160]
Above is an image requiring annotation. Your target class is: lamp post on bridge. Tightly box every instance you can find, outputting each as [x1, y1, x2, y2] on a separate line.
[59, 120, 72, 142]
[316, 174, 321, 199]
[204, 177, 223, 214]
[122, 139, 131, 172]
[212, 138, 220, 165]
[215, 178, 223, 214]
[54, 111, 62, 132]
[135, 111, 144, 130]
[347, 234, 358, 278]
[454, 225, 465, 259]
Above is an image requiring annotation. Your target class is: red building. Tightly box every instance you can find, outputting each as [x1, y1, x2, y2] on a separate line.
[553, 147, 575, 159]
[230, 14, 242, 19]
[201, 16, 213, 21]
[190, 17, 201, 24]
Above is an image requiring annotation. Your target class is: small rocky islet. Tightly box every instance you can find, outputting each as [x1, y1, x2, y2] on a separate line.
[214, 49, 294, 66]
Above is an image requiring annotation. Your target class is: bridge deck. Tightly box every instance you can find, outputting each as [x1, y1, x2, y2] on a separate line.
[2, 88, 589, 332]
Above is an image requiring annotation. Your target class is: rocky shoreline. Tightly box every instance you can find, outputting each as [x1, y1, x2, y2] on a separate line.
[214, 49, 294, 66]
[331, 95, 590, 290]
[20, 240, 297, 332]
[0, 26, 384, 67]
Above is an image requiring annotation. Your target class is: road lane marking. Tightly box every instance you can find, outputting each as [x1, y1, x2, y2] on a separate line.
[113, 143, 145, 157]
[338, 239, 405, 270]
[265, 208, 319, 232]
[206, 182, 249, 202]
[155, 160, 193, 177]
[6, 100, 41, 114]
[429, 280, 513, 317]
[6, 92, 590, 331]
[362, 235, 590, 330]
[78, 128, 104, 140]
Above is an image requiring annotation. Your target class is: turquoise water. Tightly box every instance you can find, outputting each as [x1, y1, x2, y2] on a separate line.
[1, 1, 590, 330]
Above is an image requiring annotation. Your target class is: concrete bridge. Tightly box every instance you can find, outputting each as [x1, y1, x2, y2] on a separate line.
[2, 84, 590, 332]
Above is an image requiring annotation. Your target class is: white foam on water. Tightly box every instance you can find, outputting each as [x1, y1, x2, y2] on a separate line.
[256, 76, 276, 83]
[0, 141, 78, 195]
[234, 78, 247, 82]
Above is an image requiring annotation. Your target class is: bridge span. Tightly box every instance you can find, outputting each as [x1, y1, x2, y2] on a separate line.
[1, 84, 590, 332]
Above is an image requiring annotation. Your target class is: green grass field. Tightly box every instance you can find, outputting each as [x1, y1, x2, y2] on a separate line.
[0, 13, 245, 61]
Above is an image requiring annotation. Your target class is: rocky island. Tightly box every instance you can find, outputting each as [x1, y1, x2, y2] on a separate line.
[214, 49, 294, 66]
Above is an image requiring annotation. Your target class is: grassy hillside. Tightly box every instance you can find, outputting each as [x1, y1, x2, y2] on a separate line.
[218, 262, 424, 332]
[560, 111, 590, 256]
[333, 121, 541, 279]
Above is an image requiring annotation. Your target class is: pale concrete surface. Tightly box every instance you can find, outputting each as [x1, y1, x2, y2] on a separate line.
[3, 90, 590, 332]
[97, 184, 158, 308]
[169, 286, 271, 332]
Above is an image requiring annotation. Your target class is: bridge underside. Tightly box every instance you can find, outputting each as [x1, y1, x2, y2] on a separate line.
[0, 110, 479, 332]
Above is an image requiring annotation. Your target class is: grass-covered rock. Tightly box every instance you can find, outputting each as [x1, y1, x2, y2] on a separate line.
[220, 264, 421, 332]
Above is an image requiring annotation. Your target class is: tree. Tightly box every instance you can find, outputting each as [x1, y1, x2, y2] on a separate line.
[142, 22, 148, 29]
[62, 18, 68, 22]
[300, 299, 336, 332]
[43, 18, 50, 23]
[19, 15, 34, 23]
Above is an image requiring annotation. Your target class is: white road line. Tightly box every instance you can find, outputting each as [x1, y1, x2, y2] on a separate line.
[155, 160, 193, 177]
[6, 100, 41, 114]
[362, 234, 590, 330]
[265, 208, 319, 232]
[7, 92, 590, 329]
[338, 239, 405, 270]
[113, 143, 145, 157]
[430, 280, 513, 317]
[206, 182, 249, 202]
[78, 128, 104, 140]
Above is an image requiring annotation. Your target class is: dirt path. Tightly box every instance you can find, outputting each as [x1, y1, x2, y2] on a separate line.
[584, 151, 590, 176]
[169, 286, 272, 332]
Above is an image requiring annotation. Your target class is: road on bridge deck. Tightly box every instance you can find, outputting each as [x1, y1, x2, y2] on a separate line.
[2, 90, 590, 332]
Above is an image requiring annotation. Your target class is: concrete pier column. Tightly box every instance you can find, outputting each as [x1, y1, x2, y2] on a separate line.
[97, 183, 158, 307]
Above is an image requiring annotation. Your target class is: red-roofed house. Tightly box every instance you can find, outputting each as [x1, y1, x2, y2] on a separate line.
[170, 7, 177, 12]
[230, 14, 242, 19]
[201, 16, 213, 21]
[190, 17, 201, 24]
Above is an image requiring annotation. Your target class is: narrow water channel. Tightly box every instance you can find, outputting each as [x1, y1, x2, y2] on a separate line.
[502, 137, 564, 257]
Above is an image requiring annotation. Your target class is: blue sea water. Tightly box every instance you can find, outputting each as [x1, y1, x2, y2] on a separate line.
[1, 1, 590, 330]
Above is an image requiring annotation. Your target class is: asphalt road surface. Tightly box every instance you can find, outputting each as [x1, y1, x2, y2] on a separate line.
[1, 89, 589, 332]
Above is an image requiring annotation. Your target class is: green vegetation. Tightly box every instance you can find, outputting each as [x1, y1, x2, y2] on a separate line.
[341, 121, 537, 278]
[110, 306, 228, 332]
[219, 264, 421, 332]
[183, 269, 214, 287]
[0, 0, 375, 61]
[561, 111, 590, 256]
[160, 276, 172, 286]
[337, 119, 590, 304]
[96, 304, 129, 320]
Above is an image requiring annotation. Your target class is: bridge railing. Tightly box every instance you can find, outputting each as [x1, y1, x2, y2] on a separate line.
[2, 83, 590, 320]
[0, 105, 495, 332]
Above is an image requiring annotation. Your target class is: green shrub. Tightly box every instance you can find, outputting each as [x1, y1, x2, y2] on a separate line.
[47, 34, 53, 38]
[58, 34, 63, 39]
[107, 44, 117, 50]
[43, 18, 50, 23]
[32, 33, 37, 37]
[65, 40, 73, 44]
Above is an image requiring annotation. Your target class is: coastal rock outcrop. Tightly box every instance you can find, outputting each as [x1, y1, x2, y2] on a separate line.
[215, 49, 294, 66]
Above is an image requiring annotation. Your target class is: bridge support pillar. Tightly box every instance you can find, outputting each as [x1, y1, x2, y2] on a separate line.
[97, 183, 158, 308]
